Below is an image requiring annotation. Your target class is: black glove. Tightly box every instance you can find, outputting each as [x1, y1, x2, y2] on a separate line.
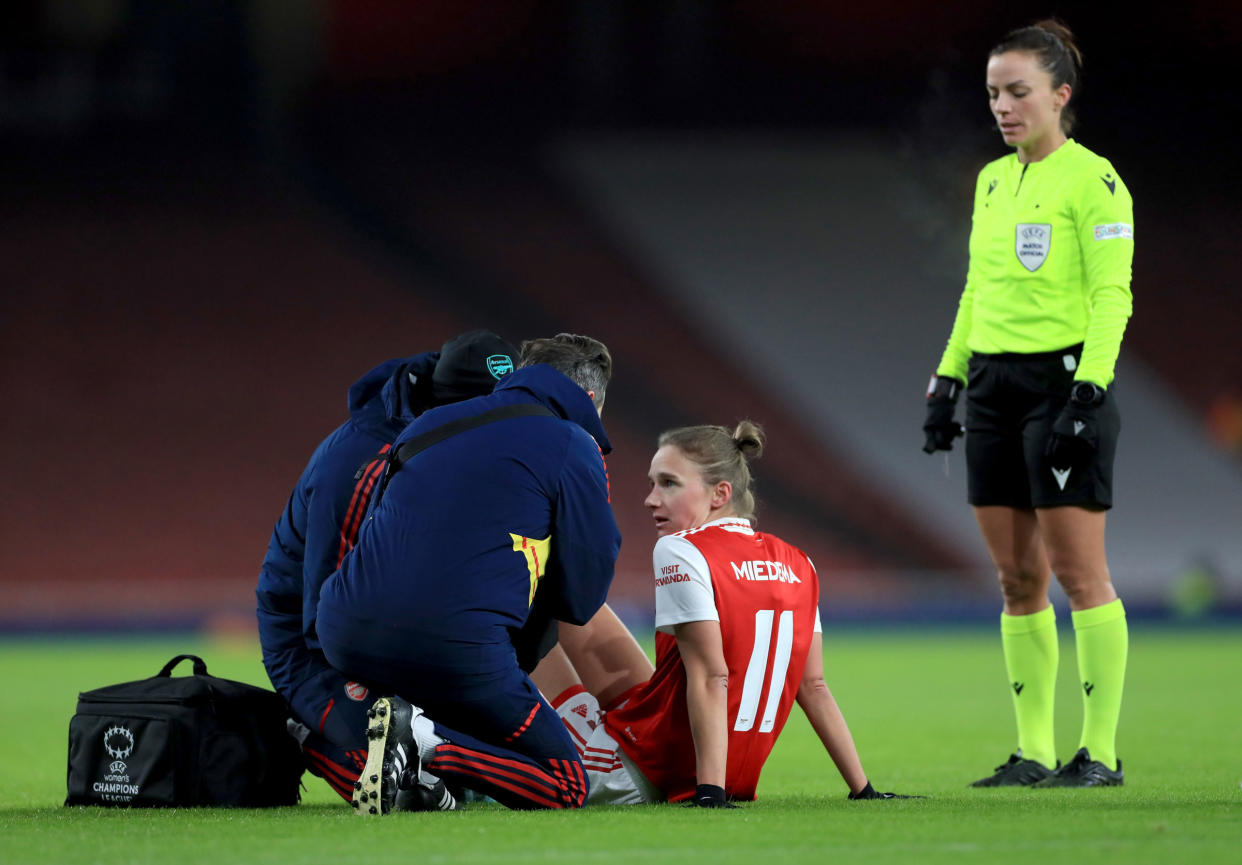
[847, 781, 919, 800]
[1045, 381, 1107, 470]
[923, 375, 964, 453]
[683, 784, 737, 808]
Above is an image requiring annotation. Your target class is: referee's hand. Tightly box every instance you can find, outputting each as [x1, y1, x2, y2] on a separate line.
[1046, 382, 1106, 469]
[923, 375, 964, 453]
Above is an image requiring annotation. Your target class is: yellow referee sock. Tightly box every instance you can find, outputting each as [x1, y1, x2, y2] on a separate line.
[1072, 598, 1128, 770]
[1000, 605, 1058, 769]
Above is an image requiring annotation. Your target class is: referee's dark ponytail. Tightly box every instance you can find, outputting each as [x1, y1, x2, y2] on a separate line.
[991, 19, 1083, 134]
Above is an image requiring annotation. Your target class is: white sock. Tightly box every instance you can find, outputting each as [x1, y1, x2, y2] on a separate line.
[551, 686, 601, 749]
[411, 710, 443, 764]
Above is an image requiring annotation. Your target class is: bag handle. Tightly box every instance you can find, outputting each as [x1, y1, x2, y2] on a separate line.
[158, 654, 208, 677]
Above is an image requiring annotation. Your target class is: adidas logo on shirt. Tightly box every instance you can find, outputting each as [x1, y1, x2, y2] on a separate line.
[731, 560, 802, 583]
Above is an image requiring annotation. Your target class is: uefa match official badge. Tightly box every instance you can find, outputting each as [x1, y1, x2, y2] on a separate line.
[1015, 223, 1051, 271]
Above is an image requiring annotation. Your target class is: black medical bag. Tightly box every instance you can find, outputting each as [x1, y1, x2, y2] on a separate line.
[66, 654, 303, 807]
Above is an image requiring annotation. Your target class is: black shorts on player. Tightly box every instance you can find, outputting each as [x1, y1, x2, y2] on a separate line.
[964, 345, 1120, 510]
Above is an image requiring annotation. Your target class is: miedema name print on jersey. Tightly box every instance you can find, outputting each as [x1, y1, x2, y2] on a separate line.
[731, 560, 802, 583]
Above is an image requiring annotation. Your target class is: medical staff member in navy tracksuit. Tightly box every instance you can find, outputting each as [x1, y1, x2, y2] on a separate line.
[256, 330, 517, 801]
[318, 334, 620, 812]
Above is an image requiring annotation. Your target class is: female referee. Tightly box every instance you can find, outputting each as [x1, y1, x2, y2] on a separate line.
[549, 421, 910, 805]
[922, 20, 1133, 788]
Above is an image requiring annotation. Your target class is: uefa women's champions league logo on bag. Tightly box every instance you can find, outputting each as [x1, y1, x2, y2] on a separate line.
[104, 725, 134, 771]
[70, 653, 305, 807]
[91, 724, 142, 801]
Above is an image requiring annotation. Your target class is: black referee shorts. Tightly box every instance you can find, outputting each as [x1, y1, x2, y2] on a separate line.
[965, 345, 1120, 510]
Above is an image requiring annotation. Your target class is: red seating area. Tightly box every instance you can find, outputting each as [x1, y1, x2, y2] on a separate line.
[1123, 199, 1241, 424]
[391, 161, 974, 588]
[0, 155, 978, 629]
[0, 172, 466, 627]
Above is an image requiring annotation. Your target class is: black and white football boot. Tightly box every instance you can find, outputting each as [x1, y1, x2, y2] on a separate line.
[353, 696, 448, 815]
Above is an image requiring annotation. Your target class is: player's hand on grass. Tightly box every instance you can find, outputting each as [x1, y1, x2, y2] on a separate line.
[684, 784, 737, 808]
[923, 375, 964, 453]
[848, 781, 921, 800]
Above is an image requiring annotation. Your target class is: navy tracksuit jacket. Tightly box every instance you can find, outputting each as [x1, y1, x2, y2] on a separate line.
[318, 364, 621, 808]
[255, 352, 440, 798]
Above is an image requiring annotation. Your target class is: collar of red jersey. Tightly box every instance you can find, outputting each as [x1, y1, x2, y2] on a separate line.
[687, 517, 753, 535]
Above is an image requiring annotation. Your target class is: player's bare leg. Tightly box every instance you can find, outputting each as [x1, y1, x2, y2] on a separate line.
[531, 604, 654, 753]
[529, 603, 653, 709]
[969, 506, 1059, 785]
[975, 506, 1051, 615]
[1034, 506, 1114, 610]
[530, 645, 582, 703]
[557, 603, 653, 708]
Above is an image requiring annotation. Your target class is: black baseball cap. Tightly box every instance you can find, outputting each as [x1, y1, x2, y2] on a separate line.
[431, 329, 518, 404]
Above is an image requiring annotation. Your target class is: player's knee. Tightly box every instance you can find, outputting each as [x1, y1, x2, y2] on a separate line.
[996, 565, 1045, 605]
[1053, 565, 1112, 606]
[1046, 544, 1101, 582]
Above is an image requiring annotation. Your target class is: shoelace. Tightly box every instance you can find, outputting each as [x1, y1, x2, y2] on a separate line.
[994, 754, 1021, 772]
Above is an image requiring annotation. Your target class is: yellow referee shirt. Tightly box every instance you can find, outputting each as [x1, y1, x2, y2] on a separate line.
[937, 139, 1134, 387]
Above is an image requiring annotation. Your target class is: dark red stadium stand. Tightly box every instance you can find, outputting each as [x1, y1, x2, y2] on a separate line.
[0, 171, 467, 628]
[0, 154, 979, 630]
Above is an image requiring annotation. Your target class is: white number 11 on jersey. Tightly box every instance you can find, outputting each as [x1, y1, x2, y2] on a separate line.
[734, 609, 794, 733]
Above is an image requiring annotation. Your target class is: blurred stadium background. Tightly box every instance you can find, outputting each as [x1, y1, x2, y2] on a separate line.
[2, 1, 1240, 634]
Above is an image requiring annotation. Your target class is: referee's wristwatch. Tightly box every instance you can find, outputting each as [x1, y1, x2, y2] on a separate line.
[1069, 381, 1106, 407]
[927, 375, 961, 401]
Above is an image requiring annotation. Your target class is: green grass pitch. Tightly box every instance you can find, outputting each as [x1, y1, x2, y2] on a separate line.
[2, 626, 1239, 864]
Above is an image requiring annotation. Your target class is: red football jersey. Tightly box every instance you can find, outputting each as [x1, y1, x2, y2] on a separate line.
[604, 518, 820, 801]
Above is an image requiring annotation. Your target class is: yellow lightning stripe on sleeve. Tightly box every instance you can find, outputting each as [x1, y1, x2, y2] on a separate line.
[510, 533, 551, 606]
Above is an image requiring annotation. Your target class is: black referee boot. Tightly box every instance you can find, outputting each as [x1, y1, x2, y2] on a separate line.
[1031, 748, 1123, 787]
[969, 752, 1059, 787]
